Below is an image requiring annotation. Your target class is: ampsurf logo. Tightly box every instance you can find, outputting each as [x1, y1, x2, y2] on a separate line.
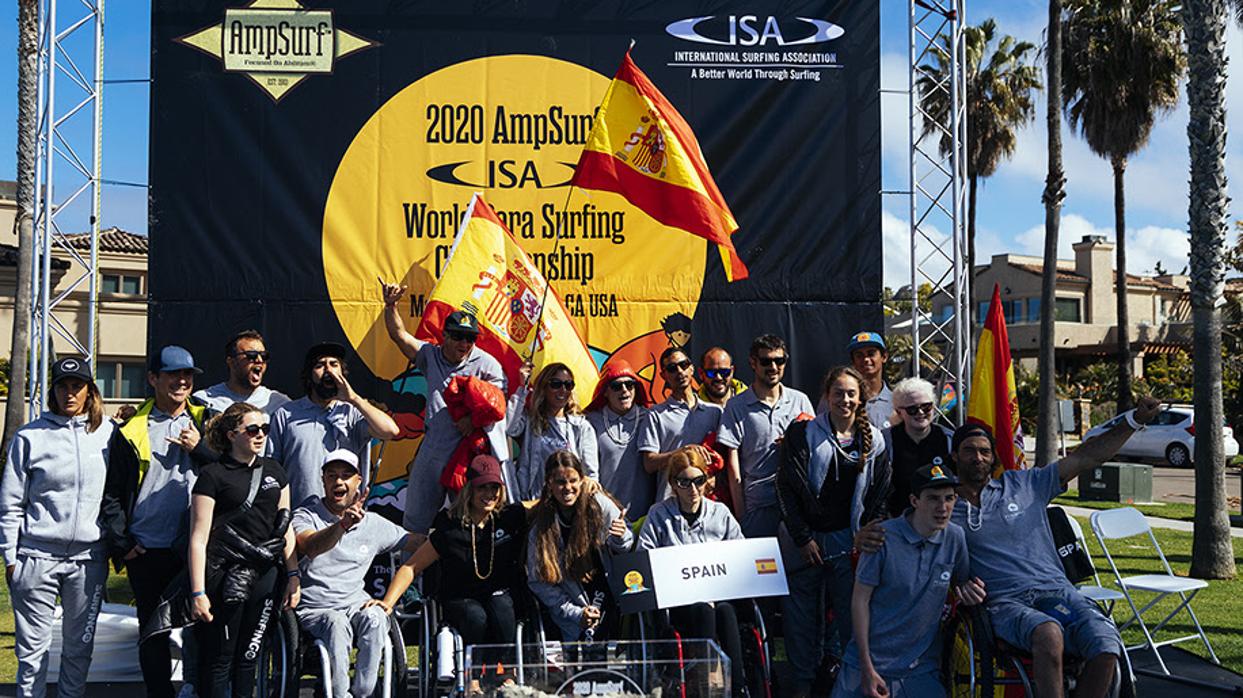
[666, 15, 845, 47]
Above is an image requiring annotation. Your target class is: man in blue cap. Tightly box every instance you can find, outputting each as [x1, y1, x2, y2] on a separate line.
[101, 344, 217, 698]
[848, 331, 895, 429]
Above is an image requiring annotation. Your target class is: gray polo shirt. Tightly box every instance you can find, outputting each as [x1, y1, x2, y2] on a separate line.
[950, 464, 1068, 598]
[410, 343, 506, 477]
[270, 398, 372, 507]
[193, 383, 292, 416]
[292, 497, 409, 612]
[586, 406, 652, 522]
[129, 408, 198, 549]
[844, 515, 969, 677]
[716, 386, 813, 513]
[636, 398, 722, 502]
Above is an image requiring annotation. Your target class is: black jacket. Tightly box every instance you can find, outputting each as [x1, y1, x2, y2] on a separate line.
[775, 419, 891, 548]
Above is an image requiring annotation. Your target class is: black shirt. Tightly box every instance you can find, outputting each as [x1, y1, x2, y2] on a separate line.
[192, 455, 288, 544]
[816, 434, 861, 532]
[885, 425, 954, 517]
[429, 503, 527, 600]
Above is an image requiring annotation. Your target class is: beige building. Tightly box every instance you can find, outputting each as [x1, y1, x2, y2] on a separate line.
[929, 234, 1190, 375]
[0, 182, 150, 411]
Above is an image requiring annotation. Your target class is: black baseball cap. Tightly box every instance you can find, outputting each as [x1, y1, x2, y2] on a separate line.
[444, 310, 480, 336]
[952, 423, 996, 453]
[303, 342, 349, 373]
[51, 357, 93, 385]
[911, 463, 960, 495]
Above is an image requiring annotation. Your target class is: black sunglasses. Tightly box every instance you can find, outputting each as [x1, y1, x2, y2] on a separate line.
[662, 358, 693, 373]
[232, 350, 269, 362]
[446, 330, 477, 343]
[239, 423, 271, 436]
[757, 356, 788, 367]
[548, 379, 575, 391]
[901, 402, 935, 415]
[703, 368, 733, 380]
[674, 474, 709, 489]
[608, 380, 637, 392]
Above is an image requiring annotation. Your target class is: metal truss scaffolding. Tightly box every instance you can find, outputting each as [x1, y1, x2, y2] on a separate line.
[29, 0, 104, 419]
[909, 0, 970, 422]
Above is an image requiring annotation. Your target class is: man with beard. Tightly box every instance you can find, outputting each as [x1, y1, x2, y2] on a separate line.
[637, 347, 723, 503]
[717, 335, 813, 537]
[696, 347, 747, 407]
[193, 330, 291, 416]
[380, 281, 507, 535]
[949, 396, 1160, 698]
[269, 343, 400, 507]
[584, 360, 654, 523]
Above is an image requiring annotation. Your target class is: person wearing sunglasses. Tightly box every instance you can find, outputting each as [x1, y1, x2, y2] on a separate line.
[188, 402, 299, 697]
[584, 360, 655, 523]
[882, 377, 954, 518]
[637, 347, 724, 503]
[193, 330, 291, 417]
[380, 281, 508, 535]
[637, 446, 747, 692]
[509, 363, 599, 500]
[718, 334, 814, 538]
[696, 347, 747, 407]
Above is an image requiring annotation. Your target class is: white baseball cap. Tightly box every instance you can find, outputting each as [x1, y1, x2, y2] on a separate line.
[322, 449, 360, 473]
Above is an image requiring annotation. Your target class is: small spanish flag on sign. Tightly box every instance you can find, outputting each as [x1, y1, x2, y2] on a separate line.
[755, 558, 778, 575]
[572, 49, 748, 282]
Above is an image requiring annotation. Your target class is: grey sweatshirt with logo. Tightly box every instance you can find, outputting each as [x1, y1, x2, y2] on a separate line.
[637, 498, 743, 549]
[0, 412, 114, 565]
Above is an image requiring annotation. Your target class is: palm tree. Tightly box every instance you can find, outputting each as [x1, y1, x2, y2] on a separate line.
[1061, 0, 1184, 414]
[918, 19, 1042, 286]
[1037, 0, 1068, 468]
[1183, 0, 1236, 578]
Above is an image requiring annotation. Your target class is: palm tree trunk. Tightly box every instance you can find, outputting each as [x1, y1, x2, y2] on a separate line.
[3, 0, 39, 453]
[1112, 156, 1134, 413]
[1036, 0, 1066, 468]
[1183, 0, 1236, 580]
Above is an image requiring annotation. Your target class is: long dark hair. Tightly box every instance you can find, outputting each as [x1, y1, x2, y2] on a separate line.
[530, 450, 605, 584]
[821, 366, 874, 471]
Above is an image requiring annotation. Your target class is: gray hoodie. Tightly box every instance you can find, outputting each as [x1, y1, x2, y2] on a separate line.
[637, 498, 743, 549]
[0, 412, 114, 565]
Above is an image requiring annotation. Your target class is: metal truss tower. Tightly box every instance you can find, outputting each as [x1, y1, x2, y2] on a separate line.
[908, 0, 970, 422]
[29, 0, 104, 418]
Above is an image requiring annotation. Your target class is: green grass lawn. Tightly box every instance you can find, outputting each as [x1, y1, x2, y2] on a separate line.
[1056, 488, 1200, 522]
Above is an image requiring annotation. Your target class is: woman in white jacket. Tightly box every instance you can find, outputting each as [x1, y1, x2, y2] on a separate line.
[508, 363, 599, 499]
[0, 358, 114, 698]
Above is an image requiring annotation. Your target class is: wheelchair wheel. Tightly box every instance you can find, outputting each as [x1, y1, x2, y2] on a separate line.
[943, 609, 994, 697]
[261, 608, 302, 698]
[385, 615, 409, 698]
[742, 622, 774, 698]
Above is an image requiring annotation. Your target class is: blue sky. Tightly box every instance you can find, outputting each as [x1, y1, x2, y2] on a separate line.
[0, 1, 1237, 289]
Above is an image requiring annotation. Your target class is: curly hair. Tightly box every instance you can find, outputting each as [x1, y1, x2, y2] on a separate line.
[528, 363, 580, 436]
[204, 402, 264, 454]
[530, 450, 604, 585]
[821, 366, 873, 471]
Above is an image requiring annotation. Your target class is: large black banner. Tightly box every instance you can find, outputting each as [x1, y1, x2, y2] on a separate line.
[149, 0, 881, 496]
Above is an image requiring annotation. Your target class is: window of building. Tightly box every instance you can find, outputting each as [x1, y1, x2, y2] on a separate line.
[1054, 297, 1082, 322]
[1003, 299, 1024, 325]
[1028, 297, 1041, 323]
[96, 361, 147, 399]
[101, 273, 144, 296]
[978, 302, 989, 324]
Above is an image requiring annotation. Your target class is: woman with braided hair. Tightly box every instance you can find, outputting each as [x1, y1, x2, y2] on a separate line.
[776, 366, 890, 698]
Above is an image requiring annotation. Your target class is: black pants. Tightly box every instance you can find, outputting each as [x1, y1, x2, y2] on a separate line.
[441, 590, 517, 668]
[668, 601, 746, 691]
[194, 566, 280, 698]
[127, 548, 183, 698]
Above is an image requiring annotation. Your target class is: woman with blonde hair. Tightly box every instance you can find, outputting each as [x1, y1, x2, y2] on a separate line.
[777, 366, 890, 698]
[508, 362, 599, 499]
[526, 450, 631, 641]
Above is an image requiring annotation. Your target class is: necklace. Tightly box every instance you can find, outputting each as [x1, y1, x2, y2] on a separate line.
[965, 500, 983, 532]
[470, 516, 495, 580]
[604, 408, 639, 446]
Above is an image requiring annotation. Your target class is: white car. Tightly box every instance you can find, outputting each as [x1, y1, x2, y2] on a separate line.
[1084, 407, 1240, 467]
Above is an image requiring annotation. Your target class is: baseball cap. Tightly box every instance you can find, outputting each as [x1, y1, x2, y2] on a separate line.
[51, 356, 93, 385]
[322, 449, 360, 473]
[466, 454, 504, 488]
[303, 342, 349, 373]
[444, 310, 480, 336]
[151, 345, 202, 374]
[911, 463, 960, 495]
[847, 331, 887, 354]
[952, 423, 996, 453]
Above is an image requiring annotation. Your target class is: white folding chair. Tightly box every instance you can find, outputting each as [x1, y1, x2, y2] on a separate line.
[1089, 507, 1218, 674]
[1064, 513, 1126, 613]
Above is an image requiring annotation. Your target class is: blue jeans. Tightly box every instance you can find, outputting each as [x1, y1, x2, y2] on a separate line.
[780, 527, 855, 691]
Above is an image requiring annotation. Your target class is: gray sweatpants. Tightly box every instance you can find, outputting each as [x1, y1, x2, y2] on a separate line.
[297, 604, 389, 698]
[9, 555, 107, 698]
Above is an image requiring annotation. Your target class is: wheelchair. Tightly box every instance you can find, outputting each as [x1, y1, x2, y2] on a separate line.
[632, 599, 775, 698]
[259, 604, 409, 697]
[942, 602, 1134, 698]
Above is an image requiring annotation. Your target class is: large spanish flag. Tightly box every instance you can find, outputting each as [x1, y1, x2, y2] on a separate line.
[572, 49, 748, 281]
[414, 194, 598, 407]
[967, 284, 1027, 476]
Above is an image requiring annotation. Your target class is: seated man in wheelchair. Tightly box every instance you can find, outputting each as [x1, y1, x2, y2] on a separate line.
[834, 464, 985, 698]
[292, 450, 416, 698]
[949, 396, 1160, 698]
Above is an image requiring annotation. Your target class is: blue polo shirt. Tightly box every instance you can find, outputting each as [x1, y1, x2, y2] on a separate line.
[716, 385, 814, 513]
[844, 515, 969, 676]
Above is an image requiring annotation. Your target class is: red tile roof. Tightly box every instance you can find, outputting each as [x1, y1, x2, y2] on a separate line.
[63, 227, 148, 255]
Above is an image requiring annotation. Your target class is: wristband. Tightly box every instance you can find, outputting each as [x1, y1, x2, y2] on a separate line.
[191, 590, 206, 598]
[1124, 410, 1146, 431]
[287, 569, 301, 578]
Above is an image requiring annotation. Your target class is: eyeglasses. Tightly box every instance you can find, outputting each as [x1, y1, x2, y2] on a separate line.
[703, 368, 733, 380]
[662, 359, 693, 373]
[900, 403, 935, 415]
[239, 423, 271, 436]
[757, 356, 788, 368]
[446, 330, 477, 344]
[608, 380, 637, 393]
[548, 379, 575, 391]
[232, 350, 268, 362]
[674, 475, 709, 489]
